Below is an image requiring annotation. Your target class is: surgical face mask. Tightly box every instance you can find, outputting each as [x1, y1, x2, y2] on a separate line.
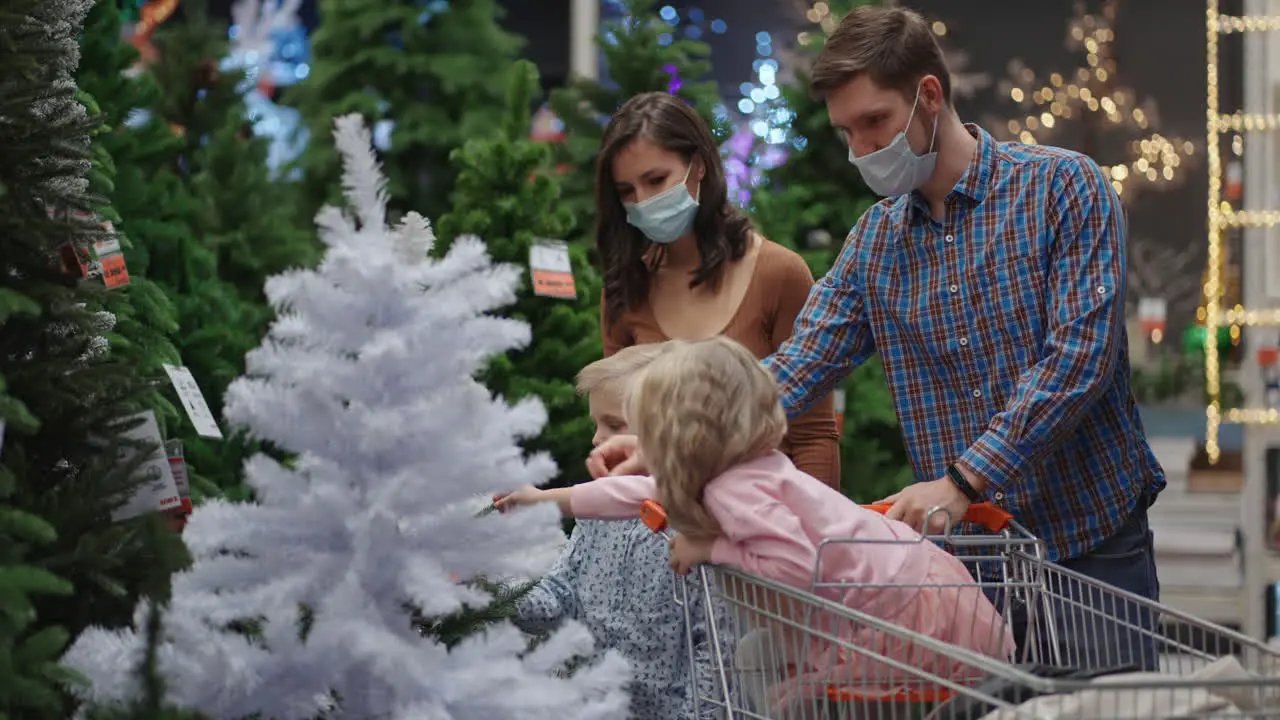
[624, 164, 699, 245]
[847, 84, 939, 197]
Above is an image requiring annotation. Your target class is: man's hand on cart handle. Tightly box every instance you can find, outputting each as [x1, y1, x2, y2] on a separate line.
[862, 501, 1014, 534]
[879, 477, 973, 535]
[586, 434, 647, 478]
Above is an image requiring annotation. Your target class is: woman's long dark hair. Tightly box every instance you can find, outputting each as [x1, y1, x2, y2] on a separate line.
[595, 92, 754, 327]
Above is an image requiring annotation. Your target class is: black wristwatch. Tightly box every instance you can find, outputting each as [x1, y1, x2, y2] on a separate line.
[945, 463, 983, 503]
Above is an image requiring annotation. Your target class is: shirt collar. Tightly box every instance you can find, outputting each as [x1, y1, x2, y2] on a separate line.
[904, 123, 997, 223]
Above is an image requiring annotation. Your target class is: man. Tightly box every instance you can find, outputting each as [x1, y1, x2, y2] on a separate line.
[591, 5, 1166, 668]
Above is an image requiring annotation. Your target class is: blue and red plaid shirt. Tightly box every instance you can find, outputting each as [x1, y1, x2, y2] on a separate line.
[765, 125, 1165, 562]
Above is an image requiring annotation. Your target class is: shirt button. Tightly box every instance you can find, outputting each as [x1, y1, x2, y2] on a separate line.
[994, 491, 1005, 501]
[971, 388, 982, 398]
[1096, 286, 1107, 295]
[959, 337, 969, 347]
[949, 284, 959, 293]
[945, 234, 954, 243]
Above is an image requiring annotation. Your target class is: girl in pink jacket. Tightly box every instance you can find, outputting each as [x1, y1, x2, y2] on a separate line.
[498, 336, 1014, 715]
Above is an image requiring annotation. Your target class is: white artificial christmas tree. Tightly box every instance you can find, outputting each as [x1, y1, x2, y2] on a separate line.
[64, 114, 630, 720]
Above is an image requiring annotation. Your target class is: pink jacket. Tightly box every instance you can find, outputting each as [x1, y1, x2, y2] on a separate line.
[571, 451, 1015, 701]
[569, 451, 933, 620]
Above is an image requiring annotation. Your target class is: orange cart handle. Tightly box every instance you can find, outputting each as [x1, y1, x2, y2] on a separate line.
[861, 502, 1013, 534]
[640, 498, 669, 533]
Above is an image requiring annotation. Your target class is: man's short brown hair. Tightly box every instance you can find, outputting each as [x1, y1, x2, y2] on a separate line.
[811, 5, 952, 103]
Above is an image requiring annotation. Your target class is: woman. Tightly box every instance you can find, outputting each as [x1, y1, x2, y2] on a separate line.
[593, 91, 840, 487]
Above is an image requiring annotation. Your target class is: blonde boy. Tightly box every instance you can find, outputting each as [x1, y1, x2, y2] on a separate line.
[513, 344, 724, 719]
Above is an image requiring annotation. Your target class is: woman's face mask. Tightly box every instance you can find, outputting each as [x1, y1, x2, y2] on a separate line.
[847, 82, 939, 197]
[623, 164, 700, 245]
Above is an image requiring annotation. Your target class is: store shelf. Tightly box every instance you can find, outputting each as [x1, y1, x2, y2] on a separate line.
[1161, 588, 1244, 626]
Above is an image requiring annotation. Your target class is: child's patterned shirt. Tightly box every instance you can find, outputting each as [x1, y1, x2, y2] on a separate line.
[515, 519, 730, 719]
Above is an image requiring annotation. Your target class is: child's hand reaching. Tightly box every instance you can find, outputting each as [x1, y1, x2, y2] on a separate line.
[492, 486, 545, 513]
[492, 485, 574, 517]
[668, 533, 715, 575]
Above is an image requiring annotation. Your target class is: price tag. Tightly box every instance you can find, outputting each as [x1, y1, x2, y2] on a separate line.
[163, 364, 224, 439]
[58, 242, 90, 278]
[164, 440, 191, 502]
[94, 235, 121, 257]
[529, 238, 576, 300]
[1138, 297, 1167, 334]
[113, 409, 182, 520]
[833, 388, 846, 436]
[99, 253, 131, 288]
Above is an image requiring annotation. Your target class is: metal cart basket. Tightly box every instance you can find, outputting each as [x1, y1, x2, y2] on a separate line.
[640, 499, 1280, 720]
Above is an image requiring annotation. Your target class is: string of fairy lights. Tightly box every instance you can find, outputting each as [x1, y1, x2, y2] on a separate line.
[993, 0, 1196, 200]
[1202, 2, 1280, 461]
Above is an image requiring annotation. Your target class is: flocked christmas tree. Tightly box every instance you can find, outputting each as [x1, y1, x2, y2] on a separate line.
[0, 1, 188, 716]
[548, 0, 729, 235]
[286, 0, 524, 225]
[751, 0, 911, 501]
[64, 113, 630, 719]
[438, 60, 599, 491]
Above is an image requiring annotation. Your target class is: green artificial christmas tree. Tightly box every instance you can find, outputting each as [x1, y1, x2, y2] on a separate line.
[0, 482, 80, 719]
[287, 0, 524, 225]
[137, 2, 318, 498]
[77, 1, 227, 500]
[548, 0, 729, 235]
[78, 0, 315, 499]
[0, 0, 188, 706]
[145, 0, 318, 299]
[437, 60, 600, 491]
[751, 0, 912, 501]
[751, 0, 878, 277]
[76, 5, 186, 434]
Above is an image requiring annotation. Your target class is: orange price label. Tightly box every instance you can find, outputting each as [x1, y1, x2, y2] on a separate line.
[532, 270, 577, 299]
[100, 253, 131, 289]
[529, 239, 577, 300]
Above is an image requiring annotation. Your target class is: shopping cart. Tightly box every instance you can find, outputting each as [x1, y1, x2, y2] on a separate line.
[641, 499, 1280, 720]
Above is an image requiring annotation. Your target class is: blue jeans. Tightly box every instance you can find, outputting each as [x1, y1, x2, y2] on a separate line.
[992, 497, 1162, 672]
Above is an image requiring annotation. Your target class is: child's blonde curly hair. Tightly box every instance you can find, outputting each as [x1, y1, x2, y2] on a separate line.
[623, 336, 787, 539]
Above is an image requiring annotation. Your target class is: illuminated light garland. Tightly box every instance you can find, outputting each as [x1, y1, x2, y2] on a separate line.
[1204, 0, 1225, 462]
[1220, 307, 1280, 326]
[1216, 15, 1280, 33]
[991, 0, 1197, 201]
[1219, 206, 1280, 228]
[1213, 112, 1280, 132]
[1222, 408, 1280, 424]
[1194, 4, 1280, 459]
